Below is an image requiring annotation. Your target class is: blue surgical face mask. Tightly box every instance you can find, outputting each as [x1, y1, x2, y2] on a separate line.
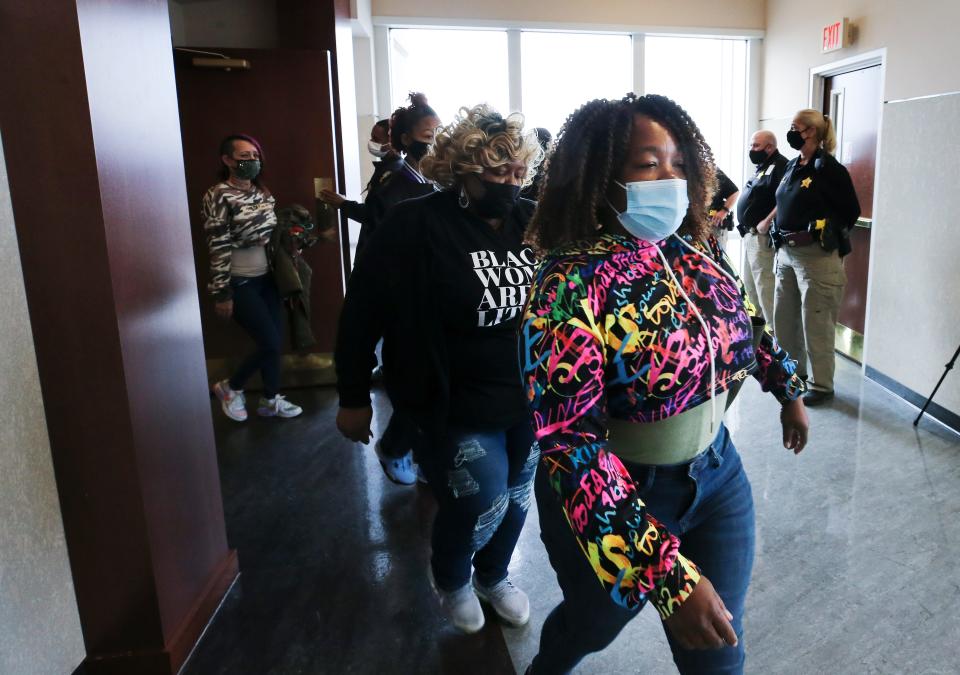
[608, 178, 689, 242]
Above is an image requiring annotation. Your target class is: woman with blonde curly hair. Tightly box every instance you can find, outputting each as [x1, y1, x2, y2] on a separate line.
[334, 104, 544, 633]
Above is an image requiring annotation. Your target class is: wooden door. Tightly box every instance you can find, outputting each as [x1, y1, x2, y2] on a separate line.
[823, 65, 881, 360]
[174, 48, 343, 386]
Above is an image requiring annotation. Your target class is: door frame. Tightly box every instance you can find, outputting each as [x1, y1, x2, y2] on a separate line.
[807, 48, 886, 371]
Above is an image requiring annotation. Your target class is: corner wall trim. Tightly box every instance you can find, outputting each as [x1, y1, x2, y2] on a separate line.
[865, 366, 960, 435]
[78, 550, 239, 675]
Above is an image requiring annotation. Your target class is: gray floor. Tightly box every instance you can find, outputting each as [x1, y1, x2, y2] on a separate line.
[183, 357, 960, 674]
[504, 358, 960, 674]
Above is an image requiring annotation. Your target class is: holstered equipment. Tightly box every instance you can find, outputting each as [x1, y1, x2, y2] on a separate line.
[770, 226, 816, 250]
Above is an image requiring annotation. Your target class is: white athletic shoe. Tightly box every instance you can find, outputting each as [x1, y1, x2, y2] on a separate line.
[213, 380, 247, 422]
[257, 394, 303, 418]
[472, 573, 530, 627]
[428, 567, 485, 634]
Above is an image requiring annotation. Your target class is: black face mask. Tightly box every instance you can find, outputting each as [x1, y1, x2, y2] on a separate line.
[233, 159, 261, 180]
[786, 129, 806, 150]
[749, 149, 769, 165]
[474, 180, 521, 219]
[407, 140, 430, 161]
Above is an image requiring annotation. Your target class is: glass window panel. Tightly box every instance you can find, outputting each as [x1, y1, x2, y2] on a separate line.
[521, 31, 633, 137]
[389, 29, 510, 125]
[645, 36, 748, 266]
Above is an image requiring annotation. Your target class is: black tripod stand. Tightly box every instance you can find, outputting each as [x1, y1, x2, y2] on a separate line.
[913, 343, 960, 427]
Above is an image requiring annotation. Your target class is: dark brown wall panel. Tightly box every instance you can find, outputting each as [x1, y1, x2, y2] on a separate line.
[0, 1, 236, 672]
[0, 0, 164, 653]
[277, 0, 356, 281]
[174, 48, 342, 355]
[75, 0, 232, 643]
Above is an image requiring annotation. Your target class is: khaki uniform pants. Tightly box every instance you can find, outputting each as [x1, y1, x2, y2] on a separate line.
[741, 232, 776, 326]
[773, 244, 846, 393]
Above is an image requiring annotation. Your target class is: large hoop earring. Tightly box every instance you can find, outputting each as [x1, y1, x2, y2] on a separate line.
[458, 185, 470, 208]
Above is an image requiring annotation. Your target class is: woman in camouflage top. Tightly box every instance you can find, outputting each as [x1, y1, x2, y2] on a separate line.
[203, 134, 302, 422]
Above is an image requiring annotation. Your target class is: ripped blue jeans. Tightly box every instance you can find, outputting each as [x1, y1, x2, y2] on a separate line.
[418, 422, 539, 592]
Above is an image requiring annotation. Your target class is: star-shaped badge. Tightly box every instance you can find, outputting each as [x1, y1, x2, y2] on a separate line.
[801, 177, 813, 188]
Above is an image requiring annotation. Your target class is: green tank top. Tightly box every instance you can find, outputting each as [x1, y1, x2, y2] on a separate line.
[607, 390, 729, 465]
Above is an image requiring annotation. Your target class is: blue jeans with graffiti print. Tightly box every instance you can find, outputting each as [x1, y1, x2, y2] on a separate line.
[418, 422, 539, 591]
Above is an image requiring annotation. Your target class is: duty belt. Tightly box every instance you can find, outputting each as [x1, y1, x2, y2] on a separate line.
[771, 228, 816, 249]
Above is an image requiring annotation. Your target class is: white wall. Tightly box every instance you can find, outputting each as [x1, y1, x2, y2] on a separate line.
[0, 133, 86, 674]
[762, 0, 960, 417]
[352, 0, 378, 196]
[353, 34, 379, 192]
[336, 23, 363, 210]
[372, 0, 766, 29]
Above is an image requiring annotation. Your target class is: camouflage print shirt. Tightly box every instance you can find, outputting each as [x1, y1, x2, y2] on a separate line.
[201, 182, 277, 300]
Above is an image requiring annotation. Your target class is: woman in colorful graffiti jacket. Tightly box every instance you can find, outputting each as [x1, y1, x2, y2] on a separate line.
[334, 104, 544, 634]
[520, 94, 809, 675]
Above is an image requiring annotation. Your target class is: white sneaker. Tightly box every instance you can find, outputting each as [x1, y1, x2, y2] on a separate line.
[428, 567, 485, 634]
[472, 573, 530, 627]
[213, 380, 247, 422]
[257, 394, 303, 418]
[373, 444, 418, 485]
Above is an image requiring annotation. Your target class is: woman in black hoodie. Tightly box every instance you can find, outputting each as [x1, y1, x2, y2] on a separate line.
[320, 92, 440, 257]
[334, 104, 544, 634]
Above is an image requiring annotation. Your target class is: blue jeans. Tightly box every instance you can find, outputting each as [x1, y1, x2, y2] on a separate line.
[532, 424, 755, 674]
[229, 275, 283, 398]
[418, 422, 539, 591]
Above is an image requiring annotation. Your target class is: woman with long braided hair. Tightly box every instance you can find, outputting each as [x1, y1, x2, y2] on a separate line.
[520, 94, 809, 673]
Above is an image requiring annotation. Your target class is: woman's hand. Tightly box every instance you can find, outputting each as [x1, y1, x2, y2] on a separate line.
[319, 189, 346, 208]
[756, 217, 772, 235]
[214, 299, 233, 319]
[781, 398, 809, 453]
[663, 575, 738, 649]
[336, 405, 373, 443]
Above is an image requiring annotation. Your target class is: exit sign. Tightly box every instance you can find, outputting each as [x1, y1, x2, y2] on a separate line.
[822, 18, 852, 53]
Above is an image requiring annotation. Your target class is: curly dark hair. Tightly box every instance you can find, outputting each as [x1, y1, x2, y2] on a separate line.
[528, 93, 717, 253]
[389, 92, 438, 153]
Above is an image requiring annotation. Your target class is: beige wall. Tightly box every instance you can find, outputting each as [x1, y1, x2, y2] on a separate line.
[352, 0, 374, 37]
[169, 0, 278, 48]
[372, 0, 765, 29]
[0, 135, 86, 672]
[762, 0, 960, 417]
[762, 0, 960, 120]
